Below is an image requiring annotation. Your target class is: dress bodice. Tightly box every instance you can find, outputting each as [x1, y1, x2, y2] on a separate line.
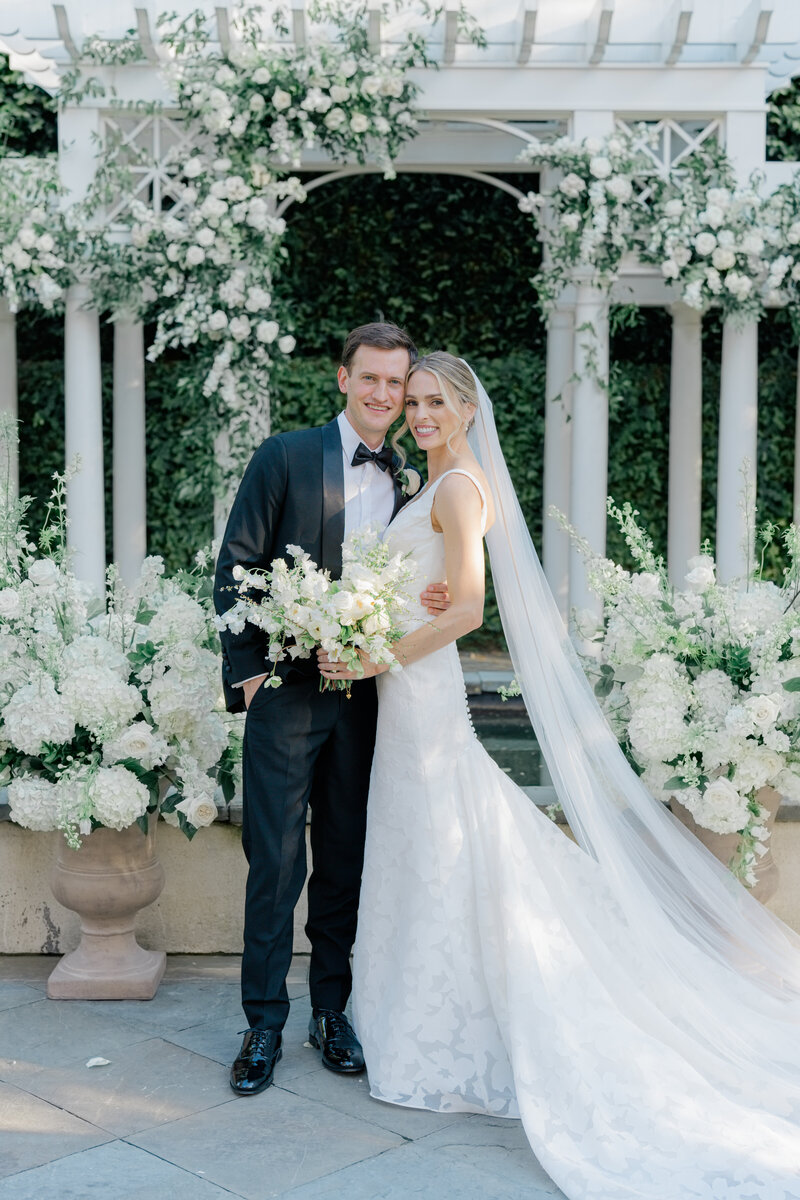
[385, 469, 488, 634]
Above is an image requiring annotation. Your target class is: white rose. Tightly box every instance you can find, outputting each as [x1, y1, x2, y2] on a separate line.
[589, 156, 611, 179]
[229, 315, 252, 342]
[0, 588, 21, 619]
[278, 334, 296, 354]
[692, 777, 748, 835]
[558, 173, 586, 198]
[744, 693, 781, 729]
[324, 108, 347, 131]
[330, 84, 350, 102]
[402, 469, 421, 497]
[661, 260, 679, 279]
[253, 67, 271, 85]
[207, 310, 228, 331]
[350, 114, 369, 134]
[27, 558, 60, 587]
[185, 245, 206, 267]
[741, 232, 764, 256]
[17, 227, 36, 249]
[694, 232, 716, 256]
[183, 156, 204, 179]
[256, 320, 279, 344]
[664, 199, 683, 218]
[176, 793, 218, 829]
[605, 175, 632, 202]
[37, 234, 55, 253]
[249, 93, 266, 112]
[707, 188, 730, 208]
[711, 247, 736, 271]
[195, 227, 215, 247]
[700, 205, 724, 229]
[684, 554, 715, 591]
[560, 213, 580, 233]
[271, 88, 292, 111]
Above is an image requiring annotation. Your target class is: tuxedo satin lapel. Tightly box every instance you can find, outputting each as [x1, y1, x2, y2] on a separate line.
[390, 455, 405, 520]
[321, 419, 345, 577]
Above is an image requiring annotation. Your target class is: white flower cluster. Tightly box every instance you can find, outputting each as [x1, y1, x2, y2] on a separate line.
[0, 528, 239, 845]
[217, 527, 413, 690]
[578, 515, 800, 886]
[0, 159, 67, 314]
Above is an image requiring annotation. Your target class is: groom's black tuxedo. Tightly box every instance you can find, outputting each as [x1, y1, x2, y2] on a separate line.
[214, 416, 407, 1032]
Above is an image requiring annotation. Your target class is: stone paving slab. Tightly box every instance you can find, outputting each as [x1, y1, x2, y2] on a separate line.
[0, 1079, 113, 1179]
[1, 1037, 231, 1138]
[129, 1087, 406, 1199]
[0, 1139, 236, 1199]
[0, 956, 568, 1199]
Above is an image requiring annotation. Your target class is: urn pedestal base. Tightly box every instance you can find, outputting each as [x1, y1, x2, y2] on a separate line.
[47, 820, 166, 1001]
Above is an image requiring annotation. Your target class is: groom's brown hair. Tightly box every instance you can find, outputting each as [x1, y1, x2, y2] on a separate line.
[341, 322, 417, 373]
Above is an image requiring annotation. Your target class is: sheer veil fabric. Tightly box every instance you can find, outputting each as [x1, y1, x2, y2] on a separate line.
[465, 364, 800, 1105]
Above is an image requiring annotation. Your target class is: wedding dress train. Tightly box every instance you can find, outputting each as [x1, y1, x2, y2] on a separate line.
[352, 467, 800, 1200]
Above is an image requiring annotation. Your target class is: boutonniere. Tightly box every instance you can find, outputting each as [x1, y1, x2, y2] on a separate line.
[397, 467, 422, 497]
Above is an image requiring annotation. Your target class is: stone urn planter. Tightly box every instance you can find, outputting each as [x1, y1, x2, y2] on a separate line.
[47, 817, 166, 1000]
[669, 785, 783, 903]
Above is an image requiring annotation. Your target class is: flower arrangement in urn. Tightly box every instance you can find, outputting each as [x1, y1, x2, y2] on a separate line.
[561, 499, 800, 889]
[0, 418, 240, 847]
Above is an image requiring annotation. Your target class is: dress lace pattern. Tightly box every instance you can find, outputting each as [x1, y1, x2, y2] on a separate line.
[352, 470, 800, 1200]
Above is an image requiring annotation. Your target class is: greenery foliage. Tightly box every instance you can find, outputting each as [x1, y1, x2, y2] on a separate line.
[0, 56, 56, 156]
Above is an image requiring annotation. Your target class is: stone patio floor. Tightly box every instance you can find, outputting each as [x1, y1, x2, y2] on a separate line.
[0, 954, 566, 1200]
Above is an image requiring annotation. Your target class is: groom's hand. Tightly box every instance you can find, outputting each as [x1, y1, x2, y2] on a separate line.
[421, 581, 450, 615]
[242, 674, 269, 709]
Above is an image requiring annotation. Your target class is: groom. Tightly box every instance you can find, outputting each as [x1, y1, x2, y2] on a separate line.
[214, 322, 442, 1095]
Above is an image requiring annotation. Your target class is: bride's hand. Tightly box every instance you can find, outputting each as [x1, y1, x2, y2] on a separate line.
[317, 648, 389, 681]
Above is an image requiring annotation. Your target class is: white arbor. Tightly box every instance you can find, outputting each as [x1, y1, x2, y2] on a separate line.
[3, 0, 800, 610]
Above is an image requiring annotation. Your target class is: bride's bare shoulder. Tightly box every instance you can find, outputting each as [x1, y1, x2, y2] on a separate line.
[434, 461, 495, 529]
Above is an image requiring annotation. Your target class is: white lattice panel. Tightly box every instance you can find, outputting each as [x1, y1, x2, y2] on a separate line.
[101, 113, 193, 221]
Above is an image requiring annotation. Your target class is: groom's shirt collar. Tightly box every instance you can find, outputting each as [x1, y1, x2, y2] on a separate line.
[337, 409, 385, 459]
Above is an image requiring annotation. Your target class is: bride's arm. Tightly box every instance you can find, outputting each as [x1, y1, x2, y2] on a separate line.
[318, 474, 485, 680]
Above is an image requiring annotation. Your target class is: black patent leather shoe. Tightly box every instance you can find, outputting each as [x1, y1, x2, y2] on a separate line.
[230, 1029, 282, 1095]
[308, 1010, 365, 1074]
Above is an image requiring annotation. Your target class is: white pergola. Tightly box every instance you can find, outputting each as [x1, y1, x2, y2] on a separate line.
[3, 0, 800, 617]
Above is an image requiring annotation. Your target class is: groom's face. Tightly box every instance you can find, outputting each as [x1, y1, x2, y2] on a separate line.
[338, 345, 409, 447]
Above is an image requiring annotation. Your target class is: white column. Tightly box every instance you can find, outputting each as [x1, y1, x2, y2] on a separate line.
[542, 305, 574, 620]
[65, 284, 105, 594]
[668, 303, 703, 585]
[213, 428, 231, 543]
[716, 317, 758, 583]
[568, 282, 609, 623]
[113, 316, 146, 584]
[0, 299, 18, 496]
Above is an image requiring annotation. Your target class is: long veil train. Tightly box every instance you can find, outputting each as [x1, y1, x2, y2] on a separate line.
[466, 366, 800, 1113]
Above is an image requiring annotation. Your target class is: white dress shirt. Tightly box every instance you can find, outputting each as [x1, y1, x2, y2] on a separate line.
[337, 410, 396, 539]
[234, 412, 396, 687]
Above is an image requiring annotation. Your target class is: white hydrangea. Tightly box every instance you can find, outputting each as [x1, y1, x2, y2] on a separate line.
[148, 592, 209, 646]
[62, 635, 129, 679]
[7, 776, 60, 831]
[60, 664, 142, 740]
[628, 704, 688, 763]
[89, 766, 150, 830]
[692, 670, 736, 725]
[2, 677, 75, 755]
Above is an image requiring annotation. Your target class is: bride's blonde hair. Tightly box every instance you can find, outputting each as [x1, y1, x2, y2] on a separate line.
[392, 351, 478, 466]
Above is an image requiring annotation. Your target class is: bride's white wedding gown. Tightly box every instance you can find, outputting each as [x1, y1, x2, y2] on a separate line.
[352, 469, 800, 1200]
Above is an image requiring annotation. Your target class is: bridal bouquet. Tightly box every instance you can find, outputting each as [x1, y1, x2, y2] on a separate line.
[217, 526, 413, 693]
[0, 420, 241, 847]
[562, 501, 800, 885]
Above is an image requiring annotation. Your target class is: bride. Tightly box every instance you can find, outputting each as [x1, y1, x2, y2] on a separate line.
[317, 353, 800, 1200]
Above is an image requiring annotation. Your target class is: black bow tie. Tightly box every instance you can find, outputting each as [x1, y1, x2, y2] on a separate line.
[351, 442, 393, 472]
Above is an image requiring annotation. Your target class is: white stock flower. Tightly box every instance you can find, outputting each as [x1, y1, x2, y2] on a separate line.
[89, 766, 150, 830]
[8, 777, 60, 831]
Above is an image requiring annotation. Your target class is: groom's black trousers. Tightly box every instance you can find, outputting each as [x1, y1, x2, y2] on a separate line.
[240, 672, 378, 1032]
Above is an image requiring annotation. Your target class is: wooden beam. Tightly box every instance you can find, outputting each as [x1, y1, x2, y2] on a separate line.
[665, 1, 692, 67]
[215, 7, 231, 56]
[739, 5, 773, 65]
[516, 0, 538, 66]
[588, 0, 614, 67]
[134, 8, 159, 63]
[443, 6, 458, 65]
[52, 3, 80, 61]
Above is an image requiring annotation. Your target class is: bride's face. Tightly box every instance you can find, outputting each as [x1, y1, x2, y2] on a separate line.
[404, 370, 466, 451]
